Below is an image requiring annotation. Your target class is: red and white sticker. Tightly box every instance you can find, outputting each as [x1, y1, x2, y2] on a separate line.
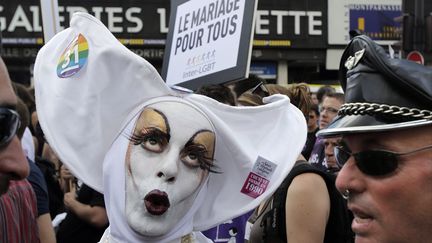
[241, 156, 277, 198]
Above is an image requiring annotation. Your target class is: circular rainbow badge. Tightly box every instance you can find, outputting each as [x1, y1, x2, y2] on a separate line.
[57, 34, 89, 78]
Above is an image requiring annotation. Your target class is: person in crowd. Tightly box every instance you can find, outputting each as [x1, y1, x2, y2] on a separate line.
[237, 83, 311, 116]
[31, 111, 45, 157]
[323, 136, 342, 174]
[36, 153, 65, 219]
[316, 85, 336, 106]
[56, 165, 109, 243]
[242, 83, 353, 243]
[25, 104, 56, 165]
[58, 163, 74, 193]
[309, 92, 344, 171]
[34, 13, 307, 242]
[31, 110, 62, 171]
[302, 104, 319, 160]
[318, 35, 432, 243]
[310, 92, 319, 105]
[15, 98, 57, 243]
[28, 106, 66, 218]
[284, 83, 311, 116]
[0, 56, 40, 242]
[11, 82, 36, 162]
[319, 93, 345, 131]
[196, 83, 236, 106]
[13, 80, 66, 221]
[196, 83, 252, 243]
[11, 82, 36, 116]
[229, 74, 265, 100]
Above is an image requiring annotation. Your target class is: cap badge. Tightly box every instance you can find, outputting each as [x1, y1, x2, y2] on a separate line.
[345, 48, 365, 70]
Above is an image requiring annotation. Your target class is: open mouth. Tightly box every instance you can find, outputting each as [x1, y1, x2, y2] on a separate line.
[349, 206, 374, 235]
[144, 189, 170, 216]
[353, 211, 373, 224]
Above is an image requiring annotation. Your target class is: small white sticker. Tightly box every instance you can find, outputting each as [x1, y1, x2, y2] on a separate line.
[251, 156, 277, 178]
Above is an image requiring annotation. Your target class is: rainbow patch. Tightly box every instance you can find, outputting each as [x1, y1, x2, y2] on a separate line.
[57, 34, 89, 78]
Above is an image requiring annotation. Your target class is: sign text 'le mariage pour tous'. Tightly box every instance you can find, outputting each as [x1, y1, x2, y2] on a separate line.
[174, 0, 240, 55]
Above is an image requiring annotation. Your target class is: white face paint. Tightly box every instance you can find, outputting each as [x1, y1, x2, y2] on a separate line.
[125, 101, 215, 236]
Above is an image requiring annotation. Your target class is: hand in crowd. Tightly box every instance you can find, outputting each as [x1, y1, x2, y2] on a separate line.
[63, 184, 77, 210]
[59, 164, 76, 193]
[60, 164, 73, 180]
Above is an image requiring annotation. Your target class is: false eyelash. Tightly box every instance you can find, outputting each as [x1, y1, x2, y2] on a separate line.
[200, 157, 220, 174]
[181, 144, 220, 174]
[128, 128, 169, 147]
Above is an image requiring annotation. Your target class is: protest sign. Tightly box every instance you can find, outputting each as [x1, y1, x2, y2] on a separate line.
[162, 0, 257, 89]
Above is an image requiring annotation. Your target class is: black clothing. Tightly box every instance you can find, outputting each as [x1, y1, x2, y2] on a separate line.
[302, 127, 319, 160]
[56, 184, 107, 243]
[247, 161, 354, 243]
[27, 158, 50, 216]
[35, 157, 65, 218]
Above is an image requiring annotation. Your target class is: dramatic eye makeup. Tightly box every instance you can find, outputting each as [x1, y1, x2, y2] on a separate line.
[180, 130, 217, 173]
[128, 106, 217, 172]
[129, 127, 170, 153]
[128, 107, 170, 153]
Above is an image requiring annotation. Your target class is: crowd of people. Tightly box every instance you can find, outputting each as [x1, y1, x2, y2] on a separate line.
[0, 12, 431, 243]
[0, 57, 109, 243]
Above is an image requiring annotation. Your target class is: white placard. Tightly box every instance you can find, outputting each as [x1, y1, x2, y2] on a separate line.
[165, 0, 248, 87]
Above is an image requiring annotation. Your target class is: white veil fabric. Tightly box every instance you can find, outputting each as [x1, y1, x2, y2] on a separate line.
[34, 13, 307, 243]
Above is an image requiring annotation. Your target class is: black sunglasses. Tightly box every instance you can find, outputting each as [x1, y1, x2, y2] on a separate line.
[251, 82, 269, 97]
[334, 144, 432, 176]
[0, 107, 20, 148]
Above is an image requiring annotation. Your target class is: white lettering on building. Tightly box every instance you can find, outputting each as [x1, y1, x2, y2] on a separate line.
[255, 10, 323, 35]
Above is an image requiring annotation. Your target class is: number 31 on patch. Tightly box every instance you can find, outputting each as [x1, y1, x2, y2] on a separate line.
[57, 34, 89, 78]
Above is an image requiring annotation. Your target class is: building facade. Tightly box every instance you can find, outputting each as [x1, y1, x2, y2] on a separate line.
[1, 0, 407, 87]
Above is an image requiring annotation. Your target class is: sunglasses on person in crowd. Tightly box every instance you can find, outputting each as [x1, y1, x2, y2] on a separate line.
[0, 107, 20, 148]
[251, 81, 269, 97]
[334, 144, 432, 176]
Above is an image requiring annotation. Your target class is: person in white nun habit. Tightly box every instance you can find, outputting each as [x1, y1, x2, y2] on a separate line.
[34, 13, 307, 243]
